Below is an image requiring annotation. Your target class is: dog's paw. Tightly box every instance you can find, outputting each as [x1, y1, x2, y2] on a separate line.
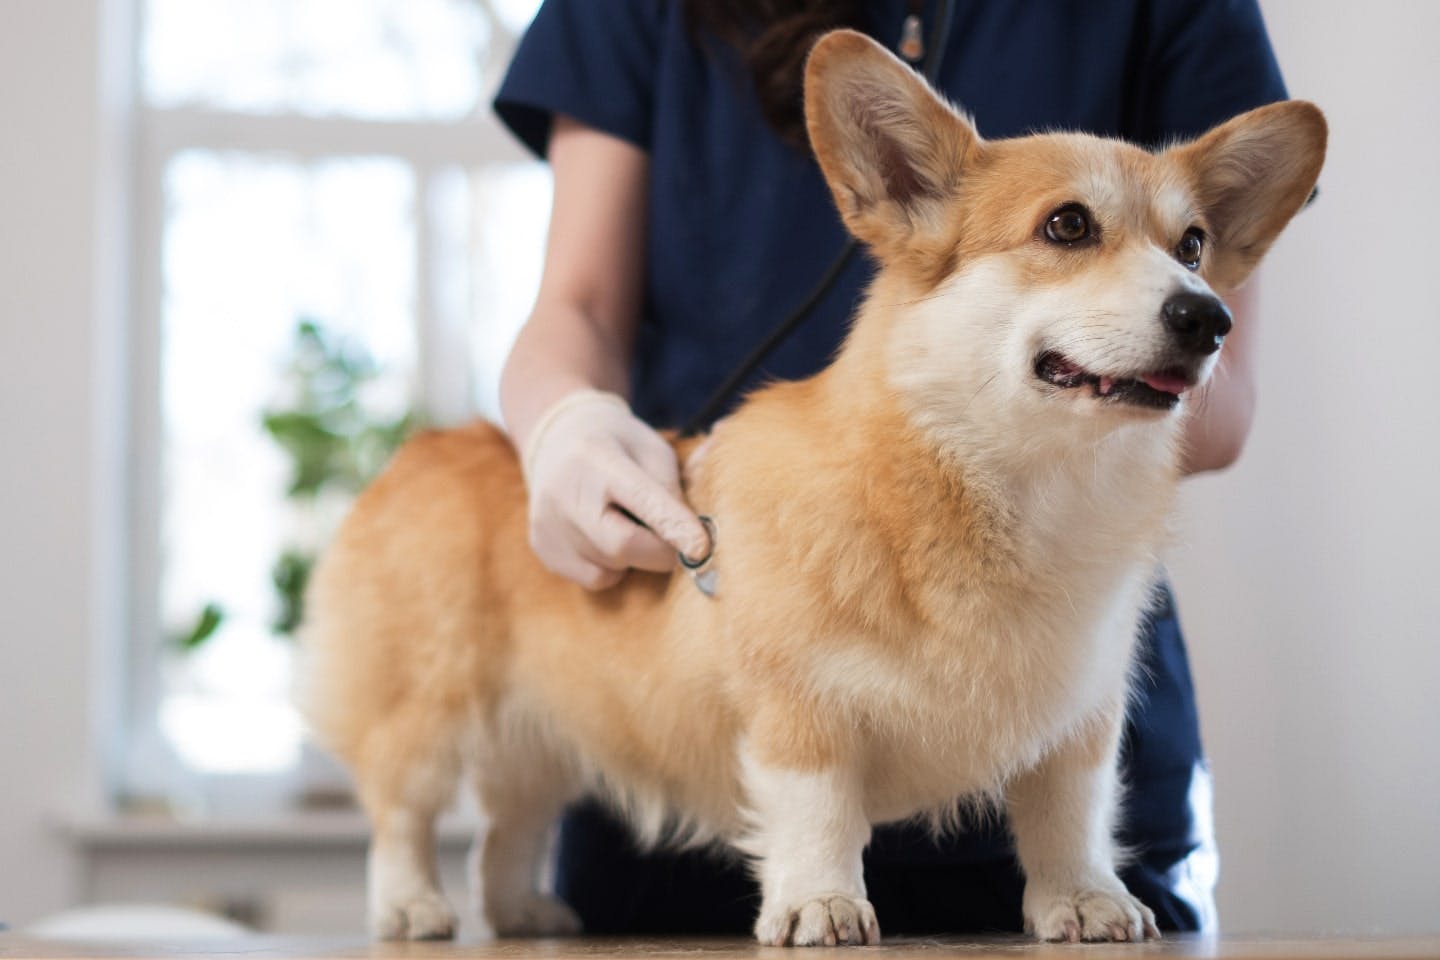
[370, 891, 457, 941]
[489, 893, 583, 938]
[1024, 882, 1160, 943]
[755, 894, 880, 947]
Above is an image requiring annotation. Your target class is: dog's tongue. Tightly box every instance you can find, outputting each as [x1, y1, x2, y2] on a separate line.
[1140, 371, 1190, 396]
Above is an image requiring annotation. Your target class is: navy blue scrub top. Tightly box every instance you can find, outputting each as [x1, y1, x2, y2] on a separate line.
[494, 0, 1287, 934]
[495, 0, 1287, 429]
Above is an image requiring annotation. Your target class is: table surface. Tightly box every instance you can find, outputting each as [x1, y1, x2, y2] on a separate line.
[2, 935, 1438, 960]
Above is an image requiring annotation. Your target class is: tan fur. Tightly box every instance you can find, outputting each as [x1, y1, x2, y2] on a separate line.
[298, 30, 1325, 946]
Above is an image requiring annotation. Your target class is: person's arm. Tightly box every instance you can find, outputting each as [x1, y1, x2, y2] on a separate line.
[1180, 277, 1260, 475]
[500, 115, 709, 589]
[501, 117, 645, 445]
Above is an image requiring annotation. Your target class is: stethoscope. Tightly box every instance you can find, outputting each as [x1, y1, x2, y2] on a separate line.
[680, 0, 959, 437]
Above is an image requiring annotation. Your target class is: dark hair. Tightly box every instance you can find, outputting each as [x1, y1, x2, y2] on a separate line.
[684, 0, 865, 149]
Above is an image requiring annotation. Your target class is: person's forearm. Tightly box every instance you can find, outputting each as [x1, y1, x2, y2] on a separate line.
[502, 114, 649, 453]
[1180, 349, 1254, 474]
[1180, 281, 1259, 475]
[498, 116, 706, 584]
[499, 301, 635, 452]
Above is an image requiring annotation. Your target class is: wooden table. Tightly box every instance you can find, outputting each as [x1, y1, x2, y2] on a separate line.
[2, 936, 1438, 960]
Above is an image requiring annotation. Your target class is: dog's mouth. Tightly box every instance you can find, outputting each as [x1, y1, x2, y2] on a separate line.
[1034, 351, 1193, 410]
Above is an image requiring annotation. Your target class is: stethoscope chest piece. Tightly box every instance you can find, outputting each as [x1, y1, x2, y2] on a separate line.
[678, 515, 719, 598]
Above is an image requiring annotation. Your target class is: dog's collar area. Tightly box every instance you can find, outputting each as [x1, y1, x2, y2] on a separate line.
[678, 514, 718, 598]
[1034, 350, 1190, 411]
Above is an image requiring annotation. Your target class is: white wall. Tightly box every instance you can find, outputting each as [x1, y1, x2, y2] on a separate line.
[0, 0, 1436, 939]
[1170, 0, 1440, 936]
[0, 0, 125, 930]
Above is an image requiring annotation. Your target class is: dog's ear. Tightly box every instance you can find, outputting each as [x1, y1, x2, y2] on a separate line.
[1169, 100, 1327, 291]
[804, 30, 978, 263]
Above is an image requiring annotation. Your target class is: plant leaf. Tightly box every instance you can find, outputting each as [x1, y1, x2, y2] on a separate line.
[174, 602, 225, 652]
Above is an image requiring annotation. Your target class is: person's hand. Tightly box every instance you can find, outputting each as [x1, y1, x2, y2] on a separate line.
[520, 389, 711, 590]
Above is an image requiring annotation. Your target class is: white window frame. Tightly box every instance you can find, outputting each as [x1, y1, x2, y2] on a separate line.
[122, 0, 539, 811]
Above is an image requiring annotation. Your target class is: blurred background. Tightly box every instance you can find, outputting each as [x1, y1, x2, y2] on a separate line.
[0, 0, 1436, 941]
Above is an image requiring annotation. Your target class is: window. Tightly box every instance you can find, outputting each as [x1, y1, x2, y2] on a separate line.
[124, 0, 548, 812]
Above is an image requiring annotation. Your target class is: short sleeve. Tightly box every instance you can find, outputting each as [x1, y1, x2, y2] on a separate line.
[1133, 0, 1289, 145]
[494, 0, 666, 159]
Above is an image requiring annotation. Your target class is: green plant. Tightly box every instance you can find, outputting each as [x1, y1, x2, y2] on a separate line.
[270, 548, 313, 637]
[262, 320, 416, 499]
[174, 601, 225, 652]
[171, 319, 417, 651]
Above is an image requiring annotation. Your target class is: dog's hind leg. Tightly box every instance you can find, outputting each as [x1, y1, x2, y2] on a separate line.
[354, 711, 463, 941]
[469, 724, 584, 937]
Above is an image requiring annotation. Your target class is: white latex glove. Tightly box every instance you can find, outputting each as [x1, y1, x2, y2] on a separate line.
[520, 389, 711, 590]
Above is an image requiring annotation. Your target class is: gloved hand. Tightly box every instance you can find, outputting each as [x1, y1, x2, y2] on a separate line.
[520, 389, 711, 590]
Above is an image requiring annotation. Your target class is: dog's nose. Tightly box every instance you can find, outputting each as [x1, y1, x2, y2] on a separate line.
[1161, 292, 1232, 355]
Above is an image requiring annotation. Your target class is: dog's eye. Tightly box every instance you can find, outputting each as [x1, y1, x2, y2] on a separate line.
[1176, 229, 1204, 270]
[1045, 205, 1092, 244]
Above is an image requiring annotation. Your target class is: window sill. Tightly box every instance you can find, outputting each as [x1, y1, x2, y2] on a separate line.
[60, 811, 485, 934]
[61, 810, 479, 852]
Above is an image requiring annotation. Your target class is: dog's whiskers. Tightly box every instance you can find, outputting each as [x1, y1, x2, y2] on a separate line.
[961, 372, 1002, 416]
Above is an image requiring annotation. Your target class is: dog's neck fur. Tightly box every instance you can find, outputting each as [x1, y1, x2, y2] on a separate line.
[801, 268, 1183, 591]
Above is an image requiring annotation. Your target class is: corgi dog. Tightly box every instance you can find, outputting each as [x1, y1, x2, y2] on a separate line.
[298, 29, 1325, 947]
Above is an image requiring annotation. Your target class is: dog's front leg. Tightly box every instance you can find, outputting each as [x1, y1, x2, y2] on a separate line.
[1007, 706, 1160, 942]
[740, 742, 878, 946]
